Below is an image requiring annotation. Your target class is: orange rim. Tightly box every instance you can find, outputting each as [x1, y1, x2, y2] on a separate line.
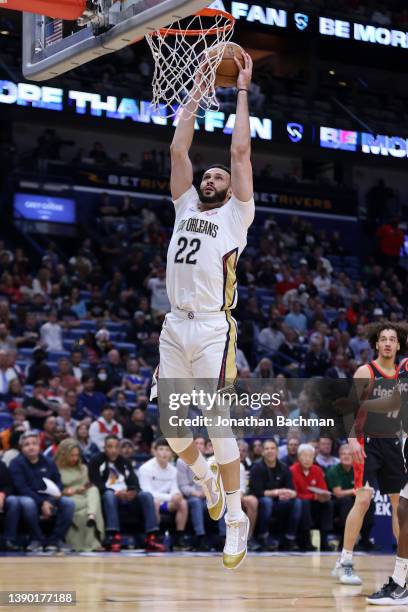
[150, 8, 235, 37]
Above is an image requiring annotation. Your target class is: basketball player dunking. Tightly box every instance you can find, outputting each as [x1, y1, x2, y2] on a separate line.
[333, 323, 406, 585]
[158, 52, 254, 569]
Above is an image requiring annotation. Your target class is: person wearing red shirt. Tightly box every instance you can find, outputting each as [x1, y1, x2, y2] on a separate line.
[291, 444, 333, 551]
[275, 270, 298, 297]
[376, 218, 405, 268]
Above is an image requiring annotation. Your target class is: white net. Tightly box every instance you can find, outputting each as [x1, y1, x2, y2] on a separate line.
[145, 10, 235, 119]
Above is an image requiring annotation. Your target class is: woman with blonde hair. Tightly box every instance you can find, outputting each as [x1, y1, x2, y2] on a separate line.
[55, 438, 104, 551]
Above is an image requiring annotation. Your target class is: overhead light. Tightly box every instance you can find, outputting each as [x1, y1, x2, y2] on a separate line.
[0, 30, 9, 35]
[329, 69, 335, 75]
[339, 80, 347, 86]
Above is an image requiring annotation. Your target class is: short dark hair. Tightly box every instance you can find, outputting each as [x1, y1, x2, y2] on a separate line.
[203, 164, 231, 176]
[365, 322, 408, 352]
[102, 404, 114, 412]
[104, 434, 119, 445]
[82, 372, 94, 383]
[262, 439, 277, 449]
[154, 437, 170, 449]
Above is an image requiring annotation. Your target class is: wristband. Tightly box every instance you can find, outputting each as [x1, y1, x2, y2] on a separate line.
[237, 88, 249, 94]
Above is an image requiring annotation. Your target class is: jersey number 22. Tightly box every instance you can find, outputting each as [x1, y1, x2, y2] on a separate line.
[174, 237, 201, 265]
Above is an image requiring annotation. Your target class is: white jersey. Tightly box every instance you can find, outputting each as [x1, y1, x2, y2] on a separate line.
[166, 186, 255, 313]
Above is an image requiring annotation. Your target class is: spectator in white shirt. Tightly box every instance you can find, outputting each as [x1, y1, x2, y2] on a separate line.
[0, 350, 17, 394]
[89, 405, 123, 451]
[56, 403, 79, 437]
[70, 350, 84, 382]
[40, 311, 63, 352]
[315, 437, 340, 472]
[313, 266, 332, 297]
[138, 438, 189, 549]
[0, 324, 16, 352]
[236, 348, 250, 371]
[32, 268, 52, 298]
[258, 322, 285, 354]
[349, 324, 373, 361]
[146, 268, 170, 314]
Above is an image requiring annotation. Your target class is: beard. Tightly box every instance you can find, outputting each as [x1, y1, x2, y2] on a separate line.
[198, 186, 229, 206]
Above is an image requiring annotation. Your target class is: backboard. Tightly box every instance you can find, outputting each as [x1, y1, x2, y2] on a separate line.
[17, 0, 211, 81]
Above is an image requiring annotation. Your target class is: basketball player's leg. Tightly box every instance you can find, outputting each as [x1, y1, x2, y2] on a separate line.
[158, 315, 200, 464]
[161, 314, 227, 530]
[343, 488, 373, 551]
[376, 437, 406, 542]
[333, 451, 375, 585]
[192, 313, 249, 569]
[367, 487, 408, 604]
[390, 494, 400, 541]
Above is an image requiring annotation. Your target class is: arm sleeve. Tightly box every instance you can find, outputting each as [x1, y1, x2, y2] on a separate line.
[230, 194, 255, 230]
[325, 467, 336, 491]
[169, 466, 181, 497]
[49, 461, 64, 491]
[0, 461, 13, 496]
[89, 421, 104, 451]
[88, 458, 106, 494]
[177, 460, 195, 497]
[290, 466, 300, 495]
[248, 463, 265, 498]
[124, 462, 140, 492]
[316, 467, 328, 491]
[9, 461, 43, 505]
[173, 185, 199, 217]
[281, 465, 295, 490]
[137, 463, 155, 496]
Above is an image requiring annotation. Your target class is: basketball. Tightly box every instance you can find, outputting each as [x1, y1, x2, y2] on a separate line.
[213, 42, 245, 88]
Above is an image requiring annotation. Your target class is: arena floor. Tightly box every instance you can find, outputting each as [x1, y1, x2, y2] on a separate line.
[0, 552, 397, 611]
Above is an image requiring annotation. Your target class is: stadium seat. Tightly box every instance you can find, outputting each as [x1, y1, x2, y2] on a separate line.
[116, 342, 137, 353]
[63, 340, 76, 351]
[124, 391, 137, 402]
[140, 367, 152, 378]
[48, 351, 71, 361]
[78, 320, 97, 331]
[105, 321, 128, 332]
[0, 413, 13, 431]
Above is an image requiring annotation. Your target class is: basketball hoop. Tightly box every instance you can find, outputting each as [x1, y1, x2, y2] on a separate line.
[145, 8, 235, 119]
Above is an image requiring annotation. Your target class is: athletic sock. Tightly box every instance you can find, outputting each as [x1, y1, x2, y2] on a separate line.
[225, 490, 243, 521]
[340, 548, 353, 565]
[392, 556, 408, 588]
[188, 452, 212, 480]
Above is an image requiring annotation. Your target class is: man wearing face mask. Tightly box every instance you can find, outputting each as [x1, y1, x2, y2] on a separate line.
[89, 405, 123, 451]
[94, 366, 113, 395]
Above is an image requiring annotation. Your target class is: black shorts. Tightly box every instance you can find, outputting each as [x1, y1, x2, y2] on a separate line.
[363, 437, 405, 495]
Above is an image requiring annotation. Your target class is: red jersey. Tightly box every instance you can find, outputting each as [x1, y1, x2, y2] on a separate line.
[290, 462, 328, 500]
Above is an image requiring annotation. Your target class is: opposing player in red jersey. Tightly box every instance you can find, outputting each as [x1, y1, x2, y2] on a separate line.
[367, 352, 408, 604]
[333, 323, 407, 585]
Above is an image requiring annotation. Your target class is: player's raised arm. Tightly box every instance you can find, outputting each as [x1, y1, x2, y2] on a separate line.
[230, 52, 253, 203]
[170, 78, 204, 200]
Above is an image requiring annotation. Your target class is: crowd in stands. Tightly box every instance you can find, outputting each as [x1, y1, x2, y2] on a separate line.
[0, 185, 405, 554]
[0, 430, 374, 554]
